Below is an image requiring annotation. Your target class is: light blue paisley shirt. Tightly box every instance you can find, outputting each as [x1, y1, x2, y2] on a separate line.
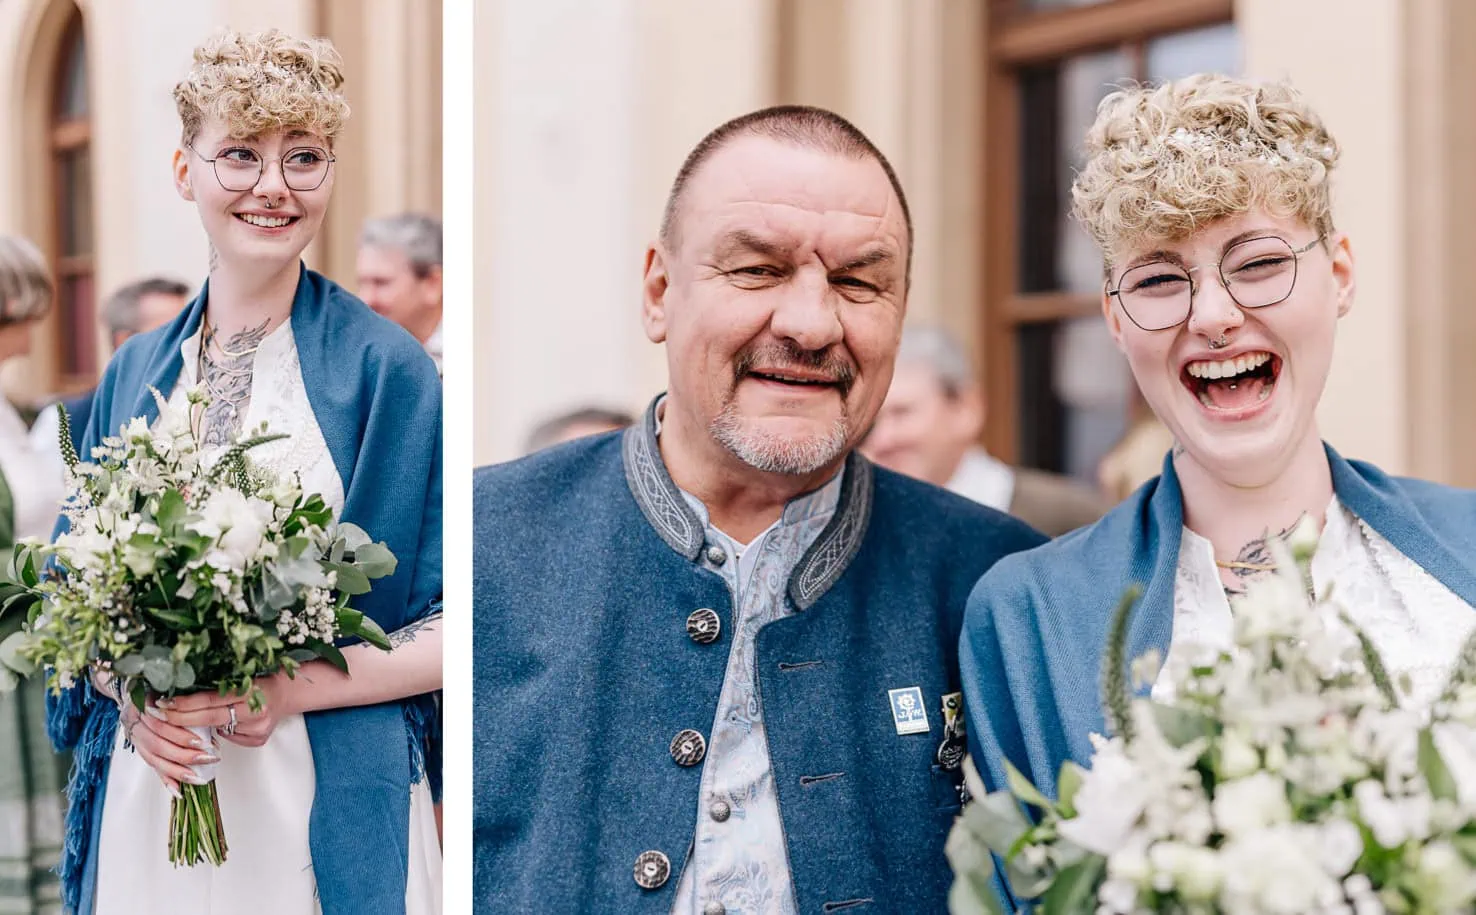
[667, 457, 843, 915]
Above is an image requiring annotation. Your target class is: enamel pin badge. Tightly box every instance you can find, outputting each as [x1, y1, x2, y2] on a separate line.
[936, 691, 967, 771]
[888, 686, 929, 735]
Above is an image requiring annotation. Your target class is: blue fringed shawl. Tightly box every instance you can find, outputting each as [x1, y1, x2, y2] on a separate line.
[960, 446, 1476, 911]
[47, 265, 443, 915]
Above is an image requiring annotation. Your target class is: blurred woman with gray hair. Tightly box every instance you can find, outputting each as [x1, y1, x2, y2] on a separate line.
[0, 234, 69, 914]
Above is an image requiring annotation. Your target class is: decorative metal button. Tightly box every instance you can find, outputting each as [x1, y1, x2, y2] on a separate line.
[686, 608, 721, 644]
[670, 729, 707, 766]
[703, 901, 727, 915]
[705, 544, 727, 565]
[709, 800, 731, 822]
[633, 850, 671, 890]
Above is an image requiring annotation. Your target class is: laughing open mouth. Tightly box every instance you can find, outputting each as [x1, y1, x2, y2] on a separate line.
[1182, 351, 1281, 411]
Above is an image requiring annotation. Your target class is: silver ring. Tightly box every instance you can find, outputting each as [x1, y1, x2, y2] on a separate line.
[1207, 333, 1229, 350]
[223, 704, 238, 736]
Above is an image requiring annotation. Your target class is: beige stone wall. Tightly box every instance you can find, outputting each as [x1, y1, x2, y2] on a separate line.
[0, 0, 441, 404]
[474, 0, 1476, 484]
[473, 0, 985, 465]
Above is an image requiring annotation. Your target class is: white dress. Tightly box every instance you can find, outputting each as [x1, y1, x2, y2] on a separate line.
[1158, 496, 1476, 708]
[94, 321, 441, 914]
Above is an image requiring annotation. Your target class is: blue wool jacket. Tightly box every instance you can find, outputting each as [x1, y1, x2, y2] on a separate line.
[472, 404, 1047, 914]
[960, 446, 1476, 910]
[46, 265, 443, 915]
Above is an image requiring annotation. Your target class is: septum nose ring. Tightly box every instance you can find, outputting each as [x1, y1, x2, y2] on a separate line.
[1207, 333, 1229, 350]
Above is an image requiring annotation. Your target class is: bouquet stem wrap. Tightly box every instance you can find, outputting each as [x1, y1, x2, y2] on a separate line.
[171, 724, 227, 866]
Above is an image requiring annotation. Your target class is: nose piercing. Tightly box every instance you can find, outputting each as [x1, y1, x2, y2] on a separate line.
[264, 198, 278, 210]
[1207, 333, 1229, 350]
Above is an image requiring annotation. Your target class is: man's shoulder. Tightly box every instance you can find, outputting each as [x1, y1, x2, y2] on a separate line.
[870, 464, 1047, 551]
[474, 431, 626, 511]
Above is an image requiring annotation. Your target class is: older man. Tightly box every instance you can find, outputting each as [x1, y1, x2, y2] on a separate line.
[356, 212, 443, 372]
[863, 326, 1107, 536]
[473, 106, 1045, 913]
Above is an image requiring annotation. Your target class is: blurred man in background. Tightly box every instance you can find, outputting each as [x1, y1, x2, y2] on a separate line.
[357, 213, 443, 373]
[31, 276, 190, 469]
[523, 406, 634, 453]
[862, 325, 1106, 536]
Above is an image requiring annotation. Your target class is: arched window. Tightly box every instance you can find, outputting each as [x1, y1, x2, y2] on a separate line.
[50, 14, 94, 384]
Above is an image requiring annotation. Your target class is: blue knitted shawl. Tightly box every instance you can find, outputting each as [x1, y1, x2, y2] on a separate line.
[46, 265, 443, 915]
[961, 446, 1476, 910]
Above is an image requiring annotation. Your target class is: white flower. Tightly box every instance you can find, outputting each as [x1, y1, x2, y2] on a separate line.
[1413, 841, 1476, 912]
[1317, 817, 1364, 877]
[1219, 728, 1261, 779]
[1213, 772, 1292, 837]
[1147, 841, 1222, 901]
[192, 489, 274, 572]
[1355, 778, 1431, 848]
[123, 416, 150, 442]
[1218, 825, 1341, 914]
[1057, 735, 1151, 856]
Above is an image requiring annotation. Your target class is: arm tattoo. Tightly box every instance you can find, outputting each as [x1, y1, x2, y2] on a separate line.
[388, 612, 441, 648]
[197, 318, 270, 447]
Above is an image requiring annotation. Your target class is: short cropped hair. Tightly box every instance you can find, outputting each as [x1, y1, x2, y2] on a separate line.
[1071, 74, 1339, 266]
[659, 105, 913, 280]
[101, 277, 190, 337]
[359, 213, 443, 278]
[174, 28, 350, 144]
[0, 236, 52, 325]
[896, 326, 974, 397]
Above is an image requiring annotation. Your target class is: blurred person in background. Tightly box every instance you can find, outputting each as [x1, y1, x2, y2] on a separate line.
[357, 212, 443, 373]
[30, 276, 190, 474]
[1096, 393, 1176, 503]
[862, 325, 1107, 536]
[0, 235, 71, 915]
[523, 405, 634, 453]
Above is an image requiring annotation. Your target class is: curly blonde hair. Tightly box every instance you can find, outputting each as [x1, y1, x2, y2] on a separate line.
[173, 28, 349, 145]
[1071, 74, 1339, 266]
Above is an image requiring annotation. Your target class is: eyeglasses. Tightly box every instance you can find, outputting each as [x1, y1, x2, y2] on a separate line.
[1106, 235, 1326, 332]
[188, 143, 335, 193]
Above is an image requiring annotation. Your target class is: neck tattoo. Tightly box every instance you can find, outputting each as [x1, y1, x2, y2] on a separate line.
[196, 318, 270, 447]
[1216, 514, 1311, 596]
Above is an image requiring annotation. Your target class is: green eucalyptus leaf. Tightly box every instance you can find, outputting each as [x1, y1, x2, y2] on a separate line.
[141, 644, 171, 662]
[1152, 704, 1218, 749]
[1005, 759, 1055, 813]
[1056, 762, 1086, 819]
[350, 542, 398, 579]
[174, 660, 195, 691]
[1037, 854, 1106, 915]
[325, 563, 371, 597]
[113, 654, 146, 676]
[156, 489, 186, 534]
[335, 523, 372, 552]
[0, 630, 37, 677]
[142, 657, 174, 692]
[1419, 728, 1459, 803]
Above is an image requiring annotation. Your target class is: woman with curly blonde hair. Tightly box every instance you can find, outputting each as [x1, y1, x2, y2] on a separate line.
[960, 73, 1476, 908]
[46, 29, 442, 915]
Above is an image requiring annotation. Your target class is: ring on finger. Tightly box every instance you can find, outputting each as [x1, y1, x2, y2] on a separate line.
[220, 704, 239, 736]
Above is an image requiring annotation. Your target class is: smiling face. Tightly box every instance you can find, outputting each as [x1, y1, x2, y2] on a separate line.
[643, 135, 909, 478]
[174, 119, 334, 271]
[1104, 208, 1355, 488]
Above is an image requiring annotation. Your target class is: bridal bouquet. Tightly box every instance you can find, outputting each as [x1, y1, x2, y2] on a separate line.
[948, 524, 1476, 914]
[0, 387, 394, 867]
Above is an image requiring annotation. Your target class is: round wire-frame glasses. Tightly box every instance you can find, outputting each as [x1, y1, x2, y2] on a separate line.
[1106, 234, 1326, 332]
[188, 143, 336, 193]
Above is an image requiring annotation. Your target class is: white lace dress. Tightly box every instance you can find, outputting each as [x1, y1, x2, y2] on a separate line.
[1158, 496, 1476, 708]
[94, 321, 441, 914]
